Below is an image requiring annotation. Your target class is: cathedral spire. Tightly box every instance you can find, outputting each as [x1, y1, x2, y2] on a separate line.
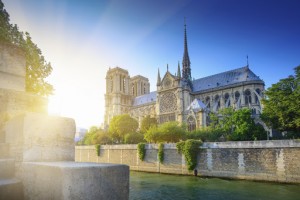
[182, 19, 192, 88]
[177, 61, 181, 78]
[157, 68, 161, 86]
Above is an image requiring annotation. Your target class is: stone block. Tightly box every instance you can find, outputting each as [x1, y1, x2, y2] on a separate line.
[21, 162, 129, 200]
[0, 158, 15, 178]
[0, 42, 25, 91]
[0, 178, 24, 200]
[5, 113, 76, 162]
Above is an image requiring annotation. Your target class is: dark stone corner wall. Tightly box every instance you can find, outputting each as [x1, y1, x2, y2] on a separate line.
[75, 140, 300, 183]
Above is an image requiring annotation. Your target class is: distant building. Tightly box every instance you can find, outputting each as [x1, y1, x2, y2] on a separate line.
[74, 127, 87, 142]
[104, 24, 265, 131]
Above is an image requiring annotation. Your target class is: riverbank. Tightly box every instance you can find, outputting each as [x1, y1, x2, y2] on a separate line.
[75, 140, 300, 183]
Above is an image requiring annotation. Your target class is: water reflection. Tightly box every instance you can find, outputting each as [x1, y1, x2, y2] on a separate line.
[130, 171, 298, 200]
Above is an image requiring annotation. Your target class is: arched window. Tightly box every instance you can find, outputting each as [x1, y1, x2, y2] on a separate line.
[215, 95, 220, 111]
[255, 89, 261, 104]
[110, 77, 113, 92]
[205, 96, 210, 108]
[245, 89, 252, 105]
[132, 84, 135, 96]
[187, 116, 196, 132]
[234, 91, 240, 108]
[224, 93, 230, 107]
[123, 77, 126, 92]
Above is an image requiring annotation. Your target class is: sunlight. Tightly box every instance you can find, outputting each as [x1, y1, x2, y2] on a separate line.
[48, 95, 62, 116]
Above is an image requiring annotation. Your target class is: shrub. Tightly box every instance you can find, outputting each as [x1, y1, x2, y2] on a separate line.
[124, 132, 145, 144]
[137, 143, 146, 161]
[95, 144, 101, 156]
[158, 143, 164, 163]
[176, 139, 203, 171]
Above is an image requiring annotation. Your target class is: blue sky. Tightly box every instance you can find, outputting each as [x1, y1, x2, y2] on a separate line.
[3, 0, 300, 128]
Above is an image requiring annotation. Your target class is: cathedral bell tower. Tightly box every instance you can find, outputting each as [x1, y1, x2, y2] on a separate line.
[104, 67, 131, 128]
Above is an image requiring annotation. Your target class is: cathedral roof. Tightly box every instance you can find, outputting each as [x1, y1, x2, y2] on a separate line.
[187, 99, 207, 112]
[192, 66, 264, 93]
[133, 91, 157, 107]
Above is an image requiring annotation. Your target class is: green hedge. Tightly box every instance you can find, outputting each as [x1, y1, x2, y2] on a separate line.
[95, 144, 101, 156]
[137, 143, 146, 161]
[176, 139, 203, 171]
[158, 143, 164, 163]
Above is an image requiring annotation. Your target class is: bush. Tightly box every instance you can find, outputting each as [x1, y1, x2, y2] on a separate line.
[158, 143, 164, 163]
[137, 143, 146, 161]
[144, 121, 186, 143]
[185, 128, 223, 142]
[95, 144, 101, 156]
[176, 139, 203, 171]
[124, 132, 145, 144]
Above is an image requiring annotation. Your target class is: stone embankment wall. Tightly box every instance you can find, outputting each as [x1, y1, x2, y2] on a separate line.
[76, 140, 300, 183]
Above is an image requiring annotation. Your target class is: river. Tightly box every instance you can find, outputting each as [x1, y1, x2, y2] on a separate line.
[129, 171, 299, 200]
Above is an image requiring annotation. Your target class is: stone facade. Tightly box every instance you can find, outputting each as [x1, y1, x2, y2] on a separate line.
[0, 43, 47, 142]
[76, 140, 300, 183]
[104, 25, 265, 130]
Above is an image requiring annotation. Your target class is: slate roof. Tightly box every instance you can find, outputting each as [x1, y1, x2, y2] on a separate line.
[187, 99, 207, 112]
[133, 91, 157, 106]
[192, 66, 263, 93]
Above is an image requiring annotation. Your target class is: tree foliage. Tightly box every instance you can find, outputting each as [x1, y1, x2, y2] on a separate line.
[209, 108, 266, 141]
[0, 0, 53, 96]
[141, 115, 157, 133]
[109, 114, 139, 143]
[137, 143, 146, 161]
[77, 126, 111, 145]
[261, 66, 300, 135]
[158, 143, 164, 163]
[176, 139, 203, 171]
[144, 121, 186, 143]
[124, 132, 145, 144]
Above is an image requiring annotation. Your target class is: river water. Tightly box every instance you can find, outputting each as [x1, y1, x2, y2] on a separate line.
[129, 171, 299, 200]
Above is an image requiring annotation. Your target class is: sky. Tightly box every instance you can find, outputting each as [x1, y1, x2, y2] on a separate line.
[3, 0, 300, 129]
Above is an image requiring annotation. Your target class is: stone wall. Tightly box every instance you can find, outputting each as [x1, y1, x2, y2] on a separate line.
[75, 140, 300, 183]
[0, 42, 48, 142]
[0, 42, 26, 91]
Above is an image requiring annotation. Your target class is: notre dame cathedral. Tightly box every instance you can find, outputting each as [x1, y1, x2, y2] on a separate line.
[104, 24, 265, 131]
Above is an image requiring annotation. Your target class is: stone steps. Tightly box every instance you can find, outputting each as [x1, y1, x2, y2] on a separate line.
[0, 178, 24, 200]
[0, 143, 24, 199]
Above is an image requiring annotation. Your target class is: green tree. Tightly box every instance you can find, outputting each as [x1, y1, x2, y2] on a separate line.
[144, 121, 186, 143]
[208, 108, 266, 141]
[124, 132, 145, 144]
[0, 0, 53, 96]
[109, 114, 139, 143]
[141, 115, 157, 133]
[261, 66, 300, 136]
[144, 125, 161, 143]
[77, 126, 111, 145]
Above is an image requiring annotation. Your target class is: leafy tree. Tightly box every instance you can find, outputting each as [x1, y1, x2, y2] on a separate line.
[124, 132, 145, 144]
[208, 108, 266, 141]
[77, 126, 111, 145]
[144, 121, 186, 143]
[186, 127, 223, 142]
[141, 115, 157, 133]
[0, 0, 53, 96]
[109, 114, 139, 143]
[261, 66, 300, 136]
[144, 125, 161, 143]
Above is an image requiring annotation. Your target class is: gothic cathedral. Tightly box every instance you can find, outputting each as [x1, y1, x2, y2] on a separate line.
[104, 24, 265, 131]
